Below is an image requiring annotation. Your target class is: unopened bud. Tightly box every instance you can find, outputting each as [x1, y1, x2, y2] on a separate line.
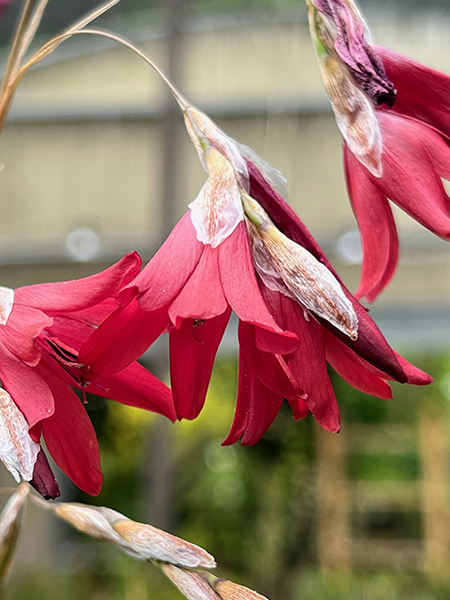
[161, 564, 220, 600]
[243, 195, 358, 340]
[113, 519, 216, 568]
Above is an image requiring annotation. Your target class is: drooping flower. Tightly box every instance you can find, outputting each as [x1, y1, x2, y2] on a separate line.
[307, 0, 450, 301]
[79, 90, 431, 444]
[0, 253, 175, 499]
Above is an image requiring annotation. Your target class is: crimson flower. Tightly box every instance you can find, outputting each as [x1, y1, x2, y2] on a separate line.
[79, 101, 431, 444]
[307, 0, 450, 301]
[0, 253, 175, 499]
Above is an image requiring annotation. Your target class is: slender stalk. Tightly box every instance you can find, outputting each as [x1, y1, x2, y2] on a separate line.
[0, 0, 121, 134]
[0, 0, 37, 92]
[23, 27, 190, 111]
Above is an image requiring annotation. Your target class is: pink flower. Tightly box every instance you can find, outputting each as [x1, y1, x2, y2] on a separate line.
[79, 103, 431, 444]
[307, 0, 450, 301]
[0, 253, 175, 499]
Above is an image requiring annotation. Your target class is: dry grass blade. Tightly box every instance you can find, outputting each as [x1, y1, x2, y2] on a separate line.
[161, 564, 221, 600]
[0, 484, 29, 583]
[22, 0, 121, 69]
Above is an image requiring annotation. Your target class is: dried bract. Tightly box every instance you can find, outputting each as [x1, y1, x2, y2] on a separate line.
[212, 579, 270, 600]
[0, 389, 40, 483]
[161, 564, 221, 600]
[112, 519, 216, 568]
[244, 195, 358, 340]
[52, 503, 141, 557]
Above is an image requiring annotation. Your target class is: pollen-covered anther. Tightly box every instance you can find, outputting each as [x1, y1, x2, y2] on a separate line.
[243, 195, 358, 340]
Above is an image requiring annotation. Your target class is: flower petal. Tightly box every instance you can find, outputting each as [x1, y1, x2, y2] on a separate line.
[40, 366, 102, 495]
[325, 330, 393, 398]
[135, 213, 204, 311]
[0, 347, 54, 430]
[170, 310, 231, 420]
[394, 353, 433, 386]
[15, 253, 141, 313]
[169, 245, 228, 324]
[238, 321, 298, 400]
[29, 448, 60, 500]
[78, 301, 169, 380]
[377, 45, 450, 139]
[93, 362, 176, 422]
[222, 350, 249, 446]
[223, 349, 284, 446]
[1, 305, 52, 367]
[377, 112, 450, 238]
[219, 222, 298, 354]
[344, 143, 399, 302]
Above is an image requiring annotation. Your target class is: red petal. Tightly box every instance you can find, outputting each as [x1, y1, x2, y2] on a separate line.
[170, 310, 231, 420]
[377, 45, 450, 139]
[0, 346, 54, 430]
[238, 321, 298, 400]
[259, 288, 340, 431]
[169, 245, 228, 323]
[287, 398, 310, 421]
[219, 222, 298, 354]
[29, 448, 60, 500]
[15, 252, 141, 313]
[41, 367, 103, 496]
[222, 350, 249, 446]
[79, 300, 169, 380]
[325, 331, 393, 399]
[135, 213, 204, 311]
[394, 353, 433, 386]
[223, 350, 284, 446]
[93, 362, 176, 421]
[0, 304, 52, 367]
[377, 113, 450, 238]
[344, 144, 399, 302]
[240, 361, 284, 446]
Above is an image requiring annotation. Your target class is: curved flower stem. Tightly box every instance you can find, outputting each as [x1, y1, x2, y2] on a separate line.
[21, 27, 191, 112]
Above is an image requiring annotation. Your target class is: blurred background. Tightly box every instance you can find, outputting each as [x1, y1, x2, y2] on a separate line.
[1, 0, 450, 598]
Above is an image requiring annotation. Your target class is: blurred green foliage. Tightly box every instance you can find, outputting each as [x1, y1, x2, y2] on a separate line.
[5, 351, 450, 600]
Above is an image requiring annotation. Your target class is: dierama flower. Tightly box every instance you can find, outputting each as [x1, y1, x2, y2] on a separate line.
[0, 253, 175, 499]
[307, 0, 450, 301]
[79, 81, 431, 443]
